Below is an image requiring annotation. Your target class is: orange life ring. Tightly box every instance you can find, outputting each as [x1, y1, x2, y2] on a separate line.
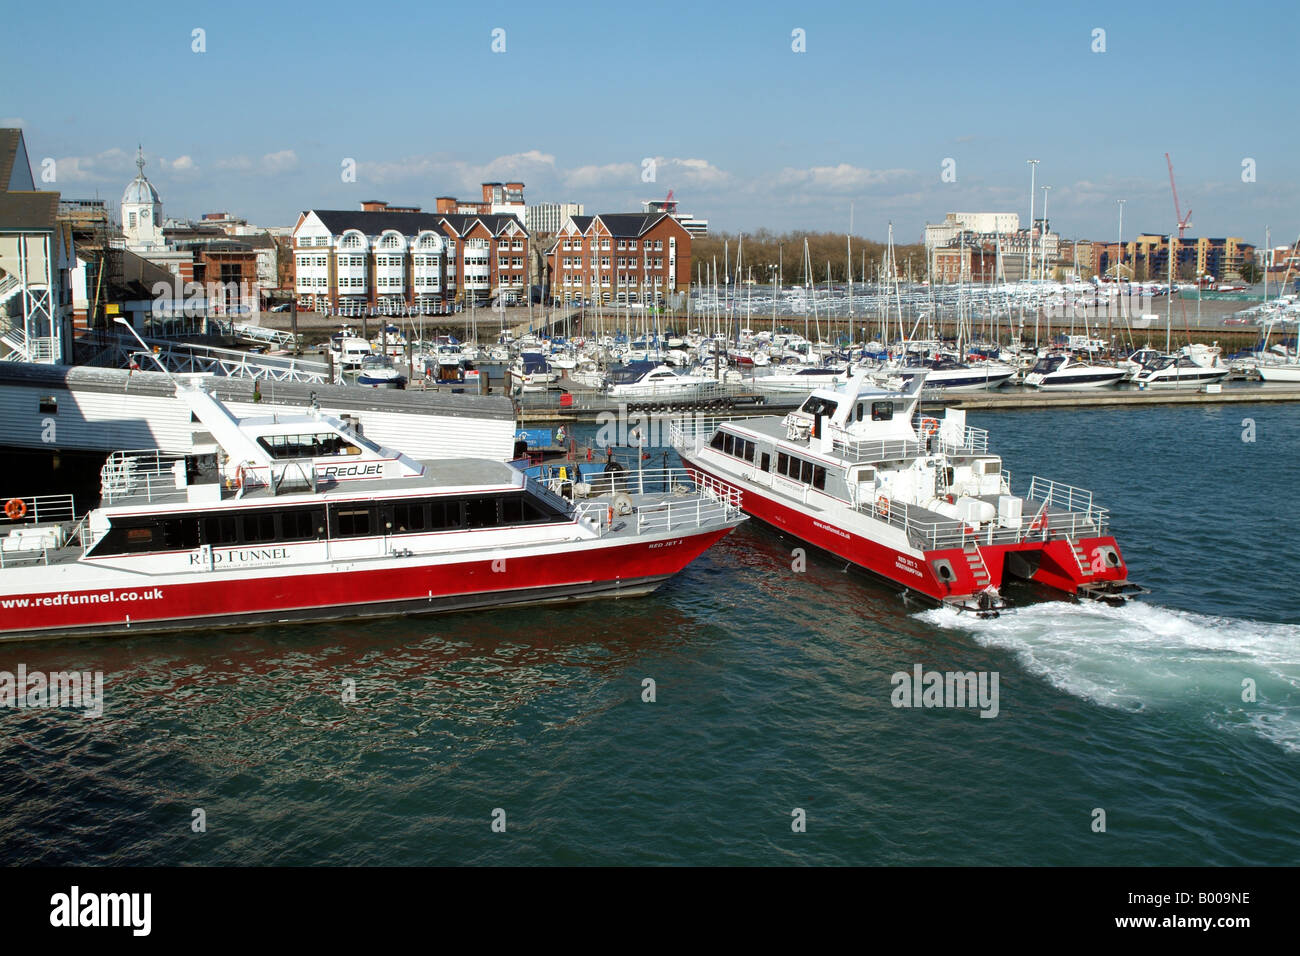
[920, 417, 940, 437]
[4, 498, 25, 520]
[876, 495, 890, 517]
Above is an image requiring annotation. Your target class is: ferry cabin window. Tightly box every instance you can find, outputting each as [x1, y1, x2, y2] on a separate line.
[204, 516, 239, 545]
[258, 434, 361, 459]
[333, 507, 372, 537]
[465, 497, 498, 529]
[712, 432, 755, 463]
[772, 452, 825, 489]
[281, 510, 321, 540]
[800, 397, 838, 418]
[427, 499, 465, 531]
[871, 402, 894, 422]
[392, 502, 426, 532]
[760, 452, 770, 472]
[242, 512, 277, 543]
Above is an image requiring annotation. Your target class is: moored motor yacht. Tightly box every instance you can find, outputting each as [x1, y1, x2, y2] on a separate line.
[875, 356, 1016, 392]
[1130, 351, 1229, 388]
[1023, 354, 1125, 390]
[355, 354, 408, 389]
[605, 362, 717, 401]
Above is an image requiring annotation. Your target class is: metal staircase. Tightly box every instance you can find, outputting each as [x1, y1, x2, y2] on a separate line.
[1069, 540, 1095, 578]
[963, 542, 993, 589]
[0, 273, 22, 308]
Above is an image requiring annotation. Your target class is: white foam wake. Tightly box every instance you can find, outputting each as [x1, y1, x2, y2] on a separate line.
[916, 600, 1300, 752]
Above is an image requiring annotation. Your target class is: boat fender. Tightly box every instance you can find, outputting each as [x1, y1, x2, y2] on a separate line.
[4, 498, 25, 520]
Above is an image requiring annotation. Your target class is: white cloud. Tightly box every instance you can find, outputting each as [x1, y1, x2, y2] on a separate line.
[564, 162, 638, 190]
[213, 150, 298, 174]
[261, 149, 298, 174]
[1, 118, 24, 128]
[51, 147, 134, 183]
[776, 163, 914, 192]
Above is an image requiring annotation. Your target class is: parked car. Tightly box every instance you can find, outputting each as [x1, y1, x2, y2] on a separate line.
[270, 302, 293, 313]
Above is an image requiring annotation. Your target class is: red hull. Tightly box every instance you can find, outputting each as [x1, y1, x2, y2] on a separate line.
[0, 529, 732, 641]
[681, 456, 1130, 602]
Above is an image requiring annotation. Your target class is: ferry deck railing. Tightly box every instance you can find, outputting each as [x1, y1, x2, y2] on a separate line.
[536, 466, 742, 537]
[100, 450, 190, 505]
[853, 473, 1109, 552]
[0, 494, 80, 568]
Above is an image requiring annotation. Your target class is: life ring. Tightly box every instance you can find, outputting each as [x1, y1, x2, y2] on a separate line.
[920, 417, 940, 437]
[876, 495, 890, 518]
[4, 498, 26, 520]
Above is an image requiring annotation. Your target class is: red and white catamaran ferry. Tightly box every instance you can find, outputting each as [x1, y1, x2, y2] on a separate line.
[0, 377, 744, 642]
[672, 373, 1144, 616]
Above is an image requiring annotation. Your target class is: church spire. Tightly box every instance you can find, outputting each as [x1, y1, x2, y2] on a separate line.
[136, 144, 146, 177]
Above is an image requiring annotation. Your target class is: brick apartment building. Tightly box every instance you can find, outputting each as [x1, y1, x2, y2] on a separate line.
[291, 199, 529, 313]
[548, 212, 691, 305]
[1091, 234, 1256, 281]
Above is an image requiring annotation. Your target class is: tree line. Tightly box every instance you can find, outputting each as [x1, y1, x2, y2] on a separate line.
[687, 230, 928, 287]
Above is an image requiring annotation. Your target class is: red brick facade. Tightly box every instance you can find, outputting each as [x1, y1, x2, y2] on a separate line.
[548, 213, 691, 305]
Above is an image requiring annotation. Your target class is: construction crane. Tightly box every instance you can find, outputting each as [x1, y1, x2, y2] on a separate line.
[1165, 152, 1192, 238]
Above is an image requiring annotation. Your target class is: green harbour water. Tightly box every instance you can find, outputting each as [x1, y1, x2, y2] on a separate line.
[1, 401, 1297, 865]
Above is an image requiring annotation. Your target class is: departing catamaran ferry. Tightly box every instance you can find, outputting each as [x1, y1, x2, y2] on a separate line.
[672, 372, 1144, 616]
[0, 377, 744, 642]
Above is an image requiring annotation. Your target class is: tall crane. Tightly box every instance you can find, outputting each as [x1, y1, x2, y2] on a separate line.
[1165, 153, 1192, 238]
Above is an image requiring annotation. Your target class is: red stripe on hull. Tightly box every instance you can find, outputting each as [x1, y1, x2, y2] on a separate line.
[0, 528, 732, 640]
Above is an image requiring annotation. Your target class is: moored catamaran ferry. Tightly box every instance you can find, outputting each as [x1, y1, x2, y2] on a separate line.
[671, 373, 1145, 616]
[0, 378, 744, 642]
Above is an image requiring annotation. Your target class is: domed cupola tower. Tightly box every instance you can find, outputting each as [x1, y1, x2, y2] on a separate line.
[121, 145, 163, 249]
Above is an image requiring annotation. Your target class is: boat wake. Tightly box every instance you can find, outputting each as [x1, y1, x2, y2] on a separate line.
[916, 600, 1300, 752]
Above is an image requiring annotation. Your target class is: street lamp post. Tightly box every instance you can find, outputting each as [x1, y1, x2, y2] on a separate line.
[1040, 185, 1051, 281]
[1026, 159, 1040, 281]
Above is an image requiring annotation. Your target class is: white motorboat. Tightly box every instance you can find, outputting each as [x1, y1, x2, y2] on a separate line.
[1023, 355, 1125, 390]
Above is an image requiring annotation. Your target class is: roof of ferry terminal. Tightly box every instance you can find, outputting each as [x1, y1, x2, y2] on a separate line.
[0, 363, 515, 422]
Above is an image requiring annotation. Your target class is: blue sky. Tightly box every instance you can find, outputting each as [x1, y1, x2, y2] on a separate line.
[4, 0, 1296, 247]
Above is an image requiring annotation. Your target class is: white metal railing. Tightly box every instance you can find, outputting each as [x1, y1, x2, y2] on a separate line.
[666, 414, 774, 450]
[833, 435, 924, 462]
[1027, 476, 1102, 521]
[0, 494, 80, 567]
[857, 485, 1107, 552]
[100, 450, 188, 504]
[538, 466, 742, 536]
[956, 425, 990, 453]
[636, 467, 742, 534]
[0, 493, 77, 525]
